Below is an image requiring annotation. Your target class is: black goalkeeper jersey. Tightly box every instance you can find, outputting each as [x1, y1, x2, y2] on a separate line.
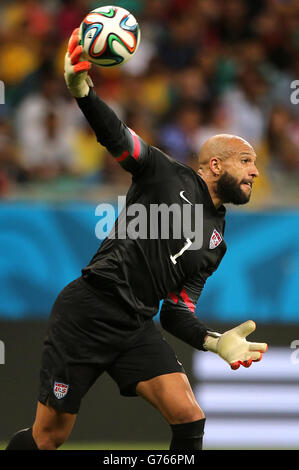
[76, 89, 227, 350]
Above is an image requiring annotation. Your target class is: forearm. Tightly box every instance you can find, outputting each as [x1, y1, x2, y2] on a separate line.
[76, 88, 150, 174]
[160, 306, 209, 351]
[76, 88, 124, 151]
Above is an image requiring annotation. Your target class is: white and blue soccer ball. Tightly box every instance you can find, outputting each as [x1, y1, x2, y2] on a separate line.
[79, 5, 141, 67]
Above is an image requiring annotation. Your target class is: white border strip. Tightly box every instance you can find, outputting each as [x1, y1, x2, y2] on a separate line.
[194, 383, 299, 413]
[194, 347, 297, 381]
[203, 418, 299, 448]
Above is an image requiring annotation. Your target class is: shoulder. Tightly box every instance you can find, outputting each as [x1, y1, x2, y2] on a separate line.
[151, 147, 201, 178]
[170, 159, 207, 195]
[133, 145, 205, 190]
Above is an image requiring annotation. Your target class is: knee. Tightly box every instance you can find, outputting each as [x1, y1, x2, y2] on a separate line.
[33, 427, 67, 450]
[169, 403, 205, 425]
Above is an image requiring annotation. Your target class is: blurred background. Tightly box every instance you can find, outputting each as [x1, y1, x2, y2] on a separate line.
[0, 0, 298, 450]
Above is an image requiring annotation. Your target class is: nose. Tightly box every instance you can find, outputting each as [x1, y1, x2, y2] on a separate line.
[251, 163, 259, 178]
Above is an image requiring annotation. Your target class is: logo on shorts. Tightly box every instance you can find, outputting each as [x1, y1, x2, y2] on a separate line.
[209, 229, 223, 249]
[53, 381, 69, 399]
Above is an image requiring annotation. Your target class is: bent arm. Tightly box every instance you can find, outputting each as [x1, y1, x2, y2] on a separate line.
[160, 277, 212, 351]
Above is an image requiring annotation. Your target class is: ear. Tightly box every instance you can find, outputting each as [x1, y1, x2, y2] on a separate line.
[209, 157, 222, 176]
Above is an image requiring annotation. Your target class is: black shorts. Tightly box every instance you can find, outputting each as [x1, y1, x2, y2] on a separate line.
[38, 277, 184, 414]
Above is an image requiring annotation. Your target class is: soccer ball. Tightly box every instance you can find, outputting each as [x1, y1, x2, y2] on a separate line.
[79, 5, 141, 67]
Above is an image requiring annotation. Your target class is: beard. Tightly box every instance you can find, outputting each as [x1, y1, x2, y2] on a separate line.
[215, 171, 251, 205]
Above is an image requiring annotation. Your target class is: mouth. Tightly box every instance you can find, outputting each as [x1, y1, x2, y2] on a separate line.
[241, 181, 253, 190]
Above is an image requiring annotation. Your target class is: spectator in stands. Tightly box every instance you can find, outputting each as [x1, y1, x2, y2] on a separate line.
[0, 0, 297, 206]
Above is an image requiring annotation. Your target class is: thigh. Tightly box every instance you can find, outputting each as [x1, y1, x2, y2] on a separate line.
[136, 372, 204, 424]
[39, 277, 135, 414]
[107, 321, 185, 397]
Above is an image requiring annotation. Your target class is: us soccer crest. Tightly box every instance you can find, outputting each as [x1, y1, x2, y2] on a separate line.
[53, 381, 69, 400]
[209, 229, 223, 249]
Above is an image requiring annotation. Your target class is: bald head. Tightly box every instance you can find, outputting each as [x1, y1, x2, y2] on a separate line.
[198, 134, 254, 169]
[196, 133, 258, 208]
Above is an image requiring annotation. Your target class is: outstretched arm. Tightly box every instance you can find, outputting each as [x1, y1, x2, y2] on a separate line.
[64, 28, 151, 176]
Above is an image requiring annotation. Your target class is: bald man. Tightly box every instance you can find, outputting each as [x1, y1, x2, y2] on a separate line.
[5, 30, 268, 451]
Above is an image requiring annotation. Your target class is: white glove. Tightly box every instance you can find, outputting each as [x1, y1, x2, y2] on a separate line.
[203, 320, 268, 370]
[64, 27, 93, 98]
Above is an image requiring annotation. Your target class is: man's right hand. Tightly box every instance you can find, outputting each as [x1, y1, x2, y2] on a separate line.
[64, 28, 93, 98]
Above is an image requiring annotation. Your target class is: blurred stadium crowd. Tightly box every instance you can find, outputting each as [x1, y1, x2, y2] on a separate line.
[0, 0, 298, 206]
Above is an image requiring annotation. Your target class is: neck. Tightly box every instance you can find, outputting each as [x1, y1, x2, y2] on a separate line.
[199, 173, 223, 209]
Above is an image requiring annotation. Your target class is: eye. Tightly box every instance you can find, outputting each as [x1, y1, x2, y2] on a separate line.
[241, 158, 250, 164]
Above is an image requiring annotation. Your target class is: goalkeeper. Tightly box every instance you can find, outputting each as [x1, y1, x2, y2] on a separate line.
[6, 29, 268, 451]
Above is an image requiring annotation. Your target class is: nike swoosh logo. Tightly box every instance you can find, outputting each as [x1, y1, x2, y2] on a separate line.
[179, 191, 193, 205]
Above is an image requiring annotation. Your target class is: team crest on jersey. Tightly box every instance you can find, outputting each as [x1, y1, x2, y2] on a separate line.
[53, 381, 69, 400]
[209, 229, 223, 249]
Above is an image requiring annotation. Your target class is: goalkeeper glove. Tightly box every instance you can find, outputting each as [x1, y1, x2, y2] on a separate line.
[203, 320, 268, 370]
[64, 27, 93, 98]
